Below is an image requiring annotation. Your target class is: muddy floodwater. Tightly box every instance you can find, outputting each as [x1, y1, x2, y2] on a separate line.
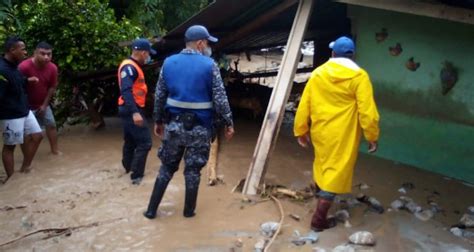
[0, 118, 473, 251]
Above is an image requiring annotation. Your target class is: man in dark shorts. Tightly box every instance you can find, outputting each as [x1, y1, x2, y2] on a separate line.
[19, 41, 60, 155]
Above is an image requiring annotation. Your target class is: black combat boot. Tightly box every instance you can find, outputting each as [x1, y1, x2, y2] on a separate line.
[183, 186, 199, 218]
[143, 178, 169, 219]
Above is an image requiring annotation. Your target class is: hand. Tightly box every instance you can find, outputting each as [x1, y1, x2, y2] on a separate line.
[132, 112, 144, 127]
[297, 133, 310, 148]
[224, 126, 234, 141]
[368, 141, 378, 153]
[36, 105, 47, 117]
[28, 76, 39, 83]
[154, 123, 164, 138]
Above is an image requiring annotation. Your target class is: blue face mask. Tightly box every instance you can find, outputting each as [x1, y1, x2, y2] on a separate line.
[203, 46, 212, 57]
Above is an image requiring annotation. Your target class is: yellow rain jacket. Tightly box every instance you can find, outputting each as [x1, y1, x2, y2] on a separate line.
[294, 58, 380, 194]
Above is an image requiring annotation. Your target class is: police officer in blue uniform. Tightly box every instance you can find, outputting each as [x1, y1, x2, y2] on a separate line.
[144, 25, 234, 219]
[117, 38, 156, 185]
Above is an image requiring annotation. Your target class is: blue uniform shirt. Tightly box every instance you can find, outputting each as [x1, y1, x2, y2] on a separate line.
[154, 49, 233, 128]
[119, 58, 140, 114]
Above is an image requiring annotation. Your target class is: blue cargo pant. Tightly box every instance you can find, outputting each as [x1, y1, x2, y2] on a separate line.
[119, 107, 152, 180]
[146, 119, 211, 217]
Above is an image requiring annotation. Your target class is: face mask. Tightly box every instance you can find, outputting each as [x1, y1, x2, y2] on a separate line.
[203, 46, 212, 57]
[145, 55, 152, 64]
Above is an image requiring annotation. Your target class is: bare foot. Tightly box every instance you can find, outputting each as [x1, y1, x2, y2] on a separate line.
[50, 150, 63, 156]
[20, 166, 32, 173]
[0, 175, 9, 184]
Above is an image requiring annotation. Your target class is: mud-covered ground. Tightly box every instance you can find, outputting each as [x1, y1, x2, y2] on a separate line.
[0, 118, 473, 251]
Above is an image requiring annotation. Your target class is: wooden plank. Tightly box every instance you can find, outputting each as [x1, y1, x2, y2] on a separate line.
[215, 0, 299, 51]
[242, 0, 314, 195]
[206, 138, 219, 186]
[335, 0, 474, 25]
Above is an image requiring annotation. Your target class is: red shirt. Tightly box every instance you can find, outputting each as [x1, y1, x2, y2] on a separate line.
[18, 58, 58, 109]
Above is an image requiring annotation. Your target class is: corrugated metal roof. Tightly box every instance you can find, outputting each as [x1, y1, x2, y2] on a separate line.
[158, 0, 350, 56]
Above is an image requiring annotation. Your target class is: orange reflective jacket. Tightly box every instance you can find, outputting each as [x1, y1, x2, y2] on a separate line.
[117, 59, 147, 108]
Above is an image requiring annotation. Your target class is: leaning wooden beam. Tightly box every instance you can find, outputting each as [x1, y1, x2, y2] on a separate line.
[335, 0, 474, 25]
[242, 0, 314, 195]
[215, 0, 298, 51]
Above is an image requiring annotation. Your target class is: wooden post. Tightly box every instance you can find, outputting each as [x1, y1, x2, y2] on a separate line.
[242, 0, 314, 195]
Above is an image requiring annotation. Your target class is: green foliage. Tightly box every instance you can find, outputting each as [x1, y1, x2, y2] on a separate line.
[0, 0, 20, 41]
[15, 0, 141, 127]
[159, 0, 210, 32]
[119, 0, 164, 37]
[110, 0, 210, 35]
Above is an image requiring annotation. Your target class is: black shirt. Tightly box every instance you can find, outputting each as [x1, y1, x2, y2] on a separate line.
[0, 57, 29, 119]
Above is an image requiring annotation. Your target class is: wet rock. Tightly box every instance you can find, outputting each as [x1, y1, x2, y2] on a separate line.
[354, 183, 370, 190]
[335, 209, 350, 222]
[335, 196, 360, 209]
[390, 199, 404, 210]
[450, 227, 474, 238]
[401, 182, 415, 190]
[254, 238, 266, 251]
[260, 221, 279, 237]
[333, 244, 355, 252]
[334, 209, 352, 228]
[429, 202, 443, 214]
[349, 231, 376, 246]
[399, 196, 413, 202]
[415, 209, 434, 221]
[463, 230, 474, 238]
[405, 201, 422, 213]
[450, 227, 463, 237]
[292, 230, 319, 246]
[357, 194, 384, 214]
[459, 214, 474, 228]
[468, 206, 474, 214]
[292, 239, 306, 246]
[398, 188, 407, 194]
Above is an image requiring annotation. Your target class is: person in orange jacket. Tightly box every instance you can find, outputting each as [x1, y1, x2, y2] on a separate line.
[294, 36, 380, 231]
[117, 38, 156, 185]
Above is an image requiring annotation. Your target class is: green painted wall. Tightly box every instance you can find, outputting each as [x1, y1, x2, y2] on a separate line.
[350, 6, 474, 183]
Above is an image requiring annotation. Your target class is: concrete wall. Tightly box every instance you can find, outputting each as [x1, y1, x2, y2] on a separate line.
[349, 6, 474, 183]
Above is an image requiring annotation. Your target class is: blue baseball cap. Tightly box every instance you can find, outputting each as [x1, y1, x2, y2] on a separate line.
[184, 25, 218, 43]
[329, 36, 355, 56]
[131, 38, 157, 55]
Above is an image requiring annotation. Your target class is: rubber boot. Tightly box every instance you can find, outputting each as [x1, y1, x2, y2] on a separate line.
[311, 198, 337, 232]
[143, 178, 169, 219]
[183, 186, 199, 218]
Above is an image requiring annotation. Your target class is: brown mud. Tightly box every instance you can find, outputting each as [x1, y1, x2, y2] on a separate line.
[0, 118, 473, 251]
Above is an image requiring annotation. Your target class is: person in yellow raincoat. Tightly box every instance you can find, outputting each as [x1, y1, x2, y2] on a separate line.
[294, 36, 380, 232]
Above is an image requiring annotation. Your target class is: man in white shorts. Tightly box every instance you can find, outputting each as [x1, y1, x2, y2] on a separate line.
[0, 36, 43, 182]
